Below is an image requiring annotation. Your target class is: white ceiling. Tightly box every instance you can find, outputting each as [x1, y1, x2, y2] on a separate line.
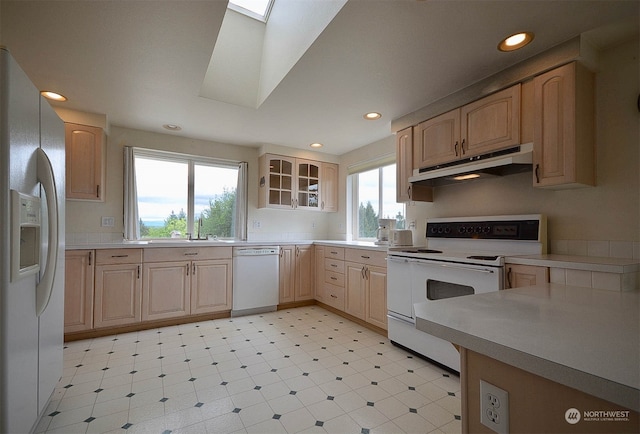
[1, 0, 638, 156]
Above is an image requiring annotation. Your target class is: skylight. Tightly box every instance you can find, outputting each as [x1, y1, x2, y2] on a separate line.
[228, 0, 274, 22]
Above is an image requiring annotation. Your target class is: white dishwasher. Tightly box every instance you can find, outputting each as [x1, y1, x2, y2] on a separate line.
[232, 246, 280, 317]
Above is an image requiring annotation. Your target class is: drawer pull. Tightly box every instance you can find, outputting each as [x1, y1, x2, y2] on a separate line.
[330, 294, 337, 299]
[111, 254, 129, 258]
[184, 252, 198, 256]
[361, 255, 370, 259]
[330, 264, 337, 268]
[330, 276, 337, 281]
[330, 251, 338, 255]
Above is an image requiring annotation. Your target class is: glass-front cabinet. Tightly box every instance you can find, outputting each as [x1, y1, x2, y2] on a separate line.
[258, 154, 336, 212]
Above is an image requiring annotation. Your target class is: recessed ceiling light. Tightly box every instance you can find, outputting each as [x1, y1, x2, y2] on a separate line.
[310, 143, 323, 148]
[498, 32, 534, 52]
[40, 91, 67, 102]
[363, 112, 382, 120]
[162, 124, 182, 131]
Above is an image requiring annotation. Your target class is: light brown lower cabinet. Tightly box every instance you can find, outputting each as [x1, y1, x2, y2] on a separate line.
[505, 264, 549, 288]
[94, 249, 143, 328]
[344, 248, 388, 330]
[142, 261, 190, 321]
[279, 245, 315, 303]
[142, 247, 233, 321]
[64, 250, 95, 333]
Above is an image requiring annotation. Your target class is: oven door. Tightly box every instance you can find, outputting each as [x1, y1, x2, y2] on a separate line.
[410, 259, 502, 310]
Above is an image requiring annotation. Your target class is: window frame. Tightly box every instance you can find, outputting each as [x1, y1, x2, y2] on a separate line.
[131, 147, 242, 240]
[228, 0, 275, 23]
[348, 158, 404, 242]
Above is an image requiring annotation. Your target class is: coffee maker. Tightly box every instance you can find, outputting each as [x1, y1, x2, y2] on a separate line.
[375, 218, 396, 245]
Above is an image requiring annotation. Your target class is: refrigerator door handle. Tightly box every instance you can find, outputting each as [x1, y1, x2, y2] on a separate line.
[35, 148, 59, 317]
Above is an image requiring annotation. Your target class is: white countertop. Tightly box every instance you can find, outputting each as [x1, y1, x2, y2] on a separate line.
[414, 284, 640, 412]
[65, 239, 389, 251]
[506, 254, 640, 273]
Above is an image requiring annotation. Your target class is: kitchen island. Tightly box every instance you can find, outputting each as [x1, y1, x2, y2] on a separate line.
[414, 284, 639, 433]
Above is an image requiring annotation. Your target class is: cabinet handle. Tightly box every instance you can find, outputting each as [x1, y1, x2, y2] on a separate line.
[111, 254, 128, 258]
[407, 185, 411, 199]
[461, 139, 466, 155]
[88, 251, 92, 266]
[193, 264, 196, 275]
[184, 252, 198, 256]
[454, 141, 459, 156]
[506, 267, 513, 288]
[296, 246, 300, 257]
[330, 276, 337, 281]
[535, 164, 540, 183]
[365, 266, 369, 280]
[361, 255, 370, 259]
[321, 200, 325, 210]
[186, 264, 189, 276]
[330, 264, 337, 268]
[330, 251, 338, 255]
[96, 185, 100, 198]
[361, 266, 366, 279]
[330, 294, 337, 299]
[137, 265, 140, 279]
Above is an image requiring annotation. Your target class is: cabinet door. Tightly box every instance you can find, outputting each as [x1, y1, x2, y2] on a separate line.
[279, 246, 295, 303]
[64, 250, 94, 333]
[461, 84, 521, 157]
[505, 264, 548, 289]
[297, 160, 320, 210]
[533, 62, 595, 188]
[314, 246, 325, 302]
[262, 155, 295, 209]
[345, 262, 366, 320]
[397, 127, 433, 203]
[366, 265, 387, 330]
[65, 123, 104, 201]
[295, 245, 315, 300]
[321, 163, 338, 212]
[413, 109, 460, 168]
[94, 263, 141, 328]
[142, 261, 190, 321]
[191, 259, 232, 314]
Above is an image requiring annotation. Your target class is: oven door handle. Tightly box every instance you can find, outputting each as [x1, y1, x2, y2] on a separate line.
[410, 259, 495, 274]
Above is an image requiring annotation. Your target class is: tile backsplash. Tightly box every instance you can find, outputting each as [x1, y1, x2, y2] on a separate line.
[550, 240, 640, 260]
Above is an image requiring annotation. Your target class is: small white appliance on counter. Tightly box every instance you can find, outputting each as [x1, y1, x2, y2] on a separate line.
[387, 214, 546, 373]
[391, 229, 413, 247]
[1, 48, 66, 434]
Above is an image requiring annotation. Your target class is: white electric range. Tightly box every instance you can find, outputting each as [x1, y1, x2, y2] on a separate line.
[387, 214, 546, 372]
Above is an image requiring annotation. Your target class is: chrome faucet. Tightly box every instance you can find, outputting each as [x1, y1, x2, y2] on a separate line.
[197, 217, 203, 240]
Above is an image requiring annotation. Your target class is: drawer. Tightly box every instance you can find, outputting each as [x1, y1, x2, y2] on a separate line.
[144, 246, 232, 262]
[323, 283, 345, 311]
[324, 247, 345, 260]
[324, 258, 345, 274]
[325, 270, 345, 287]
[95, 248, 142, 265]
[345, 248, 387, 268]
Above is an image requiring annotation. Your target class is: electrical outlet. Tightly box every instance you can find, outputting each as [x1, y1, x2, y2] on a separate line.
[253, 220, 261, 229]
[480, 380, 509, 434]
[101, 216, 115, 227]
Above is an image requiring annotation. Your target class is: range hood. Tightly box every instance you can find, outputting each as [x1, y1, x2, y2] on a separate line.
[409, 143, 533, 187]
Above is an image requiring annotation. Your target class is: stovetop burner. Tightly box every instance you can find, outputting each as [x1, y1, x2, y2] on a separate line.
[466, 255, 499, 261]
[401, 248, 443, 254]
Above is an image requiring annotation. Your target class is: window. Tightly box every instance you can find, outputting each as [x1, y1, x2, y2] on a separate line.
[131, 149, 243, 240]
[350, 163, 405, 241]
[228, 0, 274, 22]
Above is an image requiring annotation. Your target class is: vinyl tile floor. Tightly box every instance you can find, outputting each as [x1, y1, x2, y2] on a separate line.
[36, 306, 462, 434]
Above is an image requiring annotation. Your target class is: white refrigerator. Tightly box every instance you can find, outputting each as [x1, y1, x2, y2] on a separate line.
[0, 48, 66, 433]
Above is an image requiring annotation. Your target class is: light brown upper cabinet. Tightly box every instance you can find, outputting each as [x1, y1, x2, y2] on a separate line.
[396, 126, 433, 203]
[414, 84, 521, 170]
[258, 154, 337, 212]
[533, 62, 595, 188]
[65, 123, 105, 201]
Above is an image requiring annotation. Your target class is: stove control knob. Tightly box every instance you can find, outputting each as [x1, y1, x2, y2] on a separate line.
[475, 226, 482, 233]
[466, 227, 474, 234]
[458, 226, 466, 234]
[444, 227, 451, 234]
[483, 226, 491, 234]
